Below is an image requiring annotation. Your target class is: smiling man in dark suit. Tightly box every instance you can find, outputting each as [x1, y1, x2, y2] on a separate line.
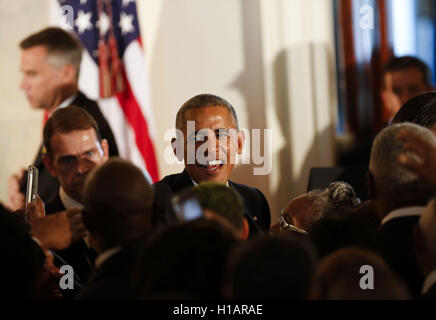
[7, 27, 118, 211]
[154, 94, 271, 236]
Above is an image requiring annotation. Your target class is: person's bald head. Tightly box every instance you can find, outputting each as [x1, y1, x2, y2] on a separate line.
[82, 158, 154, 249]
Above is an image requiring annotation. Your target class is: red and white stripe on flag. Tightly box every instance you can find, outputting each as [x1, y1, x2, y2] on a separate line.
[50, 0, 159, 183]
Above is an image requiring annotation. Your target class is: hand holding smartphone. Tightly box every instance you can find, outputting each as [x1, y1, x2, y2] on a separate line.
[25, 165, 38, 207]
[25, 164, 39, 219]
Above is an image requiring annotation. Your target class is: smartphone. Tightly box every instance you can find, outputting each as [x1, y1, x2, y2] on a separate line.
[172, 188, 204, 221]
[25, 165, 39, 208]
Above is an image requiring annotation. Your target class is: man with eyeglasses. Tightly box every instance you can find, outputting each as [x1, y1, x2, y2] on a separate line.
[41, 106, 110, 288]
[271, 182, 359, 235]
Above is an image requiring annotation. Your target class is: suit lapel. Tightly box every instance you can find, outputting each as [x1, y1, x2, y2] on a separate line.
[228, 181, 262, 234]
[173, 169, 194, 193]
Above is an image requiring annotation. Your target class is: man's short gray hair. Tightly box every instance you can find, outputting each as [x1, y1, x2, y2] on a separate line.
[369, 123, 436, 198]
[20, 27, 83, 80]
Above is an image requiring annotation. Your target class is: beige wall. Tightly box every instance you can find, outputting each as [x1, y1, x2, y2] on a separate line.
[0, 0, 337, 223]
[0, 0, 49, 204]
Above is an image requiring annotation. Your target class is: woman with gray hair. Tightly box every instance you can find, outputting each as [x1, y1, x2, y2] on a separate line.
[271, 181, 360, 234]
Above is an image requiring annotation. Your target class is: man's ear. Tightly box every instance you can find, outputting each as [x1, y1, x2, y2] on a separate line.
[367, 170, 376, 200]
[60, 64, 77, 85]
[100, 139, 109, 161]
[240, 217, 250, 241]
[42, 155, 57, 177]
[237, 130, 245, 155]
[171, 137, 184, 161]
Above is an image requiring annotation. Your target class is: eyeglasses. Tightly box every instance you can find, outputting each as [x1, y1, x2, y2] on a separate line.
[278, 209, 307, 235]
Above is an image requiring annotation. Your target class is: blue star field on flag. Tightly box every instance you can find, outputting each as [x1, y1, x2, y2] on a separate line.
[59, 0, 141, 64]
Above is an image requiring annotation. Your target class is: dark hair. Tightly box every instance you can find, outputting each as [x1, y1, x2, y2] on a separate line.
[308, 207, 378, 259]
[138, 219, 237, 299]
[0, 211, 45, 298]
[175, 94, 239, 130]
[43, 106, 101, 157]
[392, 92, 436, 128]
[314, 247, 410, 299]
[194, 182, 244, 229]
[82, 158, 154, 248]
[20, 27, 82, 75]
[383, 56, 431, 87]
[225, 233, 318, 299]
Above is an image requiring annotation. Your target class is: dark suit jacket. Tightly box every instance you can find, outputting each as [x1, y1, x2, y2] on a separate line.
[153, 170, 271, 236]
[45, 194, 96, 293]
[77, 240, 145, 300]
[22, 91, 119, 205]
[376, 215, 423, 298]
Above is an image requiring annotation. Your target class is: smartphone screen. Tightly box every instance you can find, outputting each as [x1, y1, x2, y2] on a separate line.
[172, 189, 204, 221]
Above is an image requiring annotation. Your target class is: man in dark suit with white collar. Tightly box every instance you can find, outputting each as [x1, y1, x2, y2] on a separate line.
[41, 106, 110, 290]
[154, 94, 271, 236]
[7, 27, 118, 211]
[368, 123, 436, 297]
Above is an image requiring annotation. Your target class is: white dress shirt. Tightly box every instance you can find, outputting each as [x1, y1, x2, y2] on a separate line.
[59, 187, 90, 247]
[59, 187, 83, 210]
[422, 269, 436, 295]
[94, 246, 122, 269]
[381, 206, 425, 225]
[56, 94, 77, 112]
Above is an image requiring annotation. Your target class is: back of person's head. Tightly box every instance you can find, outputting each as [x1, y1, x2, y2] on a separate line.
[175, 93, 239, 130]
[82, 158, 154, 249]
[300, 181, 360, 230]
[0, 211, 46, 298]
[225, 233, 318, 299]
[20, 27, 82, 78]
[350, 200, 381, 230]
[392, 92, 436, 131]
[383, 56, 431, 88]
[309, 206, 378, 259]
[325, 181, 360, 209]
[194, 182, 244, 230]
[369, 123, 436, 202]
[313, 247, 410, 299]
[43, 105, 101, 157]
[138, 219, 237, 299]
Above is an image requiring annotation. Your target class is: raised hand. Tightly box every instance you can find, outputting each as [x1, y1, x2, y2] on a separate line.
[397, 129, 436, 186]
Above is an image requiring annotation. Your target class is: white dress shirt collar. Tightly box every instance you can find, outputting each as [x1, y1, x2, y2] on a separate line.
[381, 206, 425, 225]
[422, 269, 436, 295]
[59, 187, 83, 210]
[59, 187, 91, 247]
[190, 178, 229, 187]
[58, 94, 77, 110]
[94, 246, 122, 269]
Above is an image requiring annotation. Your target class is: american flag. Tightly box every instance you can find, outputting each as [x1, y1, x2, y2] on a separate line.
[51, 0, 159, 182]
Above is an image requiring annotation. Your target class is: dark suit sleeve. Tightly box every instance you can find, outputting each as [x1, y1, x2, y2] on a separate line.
[255, 187, 271, 231]
[230, 182, 271, 234]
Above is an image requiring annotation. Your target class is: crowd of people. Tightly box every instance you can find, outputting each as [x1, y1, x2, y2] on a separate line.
[2, 27, 436, 300]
